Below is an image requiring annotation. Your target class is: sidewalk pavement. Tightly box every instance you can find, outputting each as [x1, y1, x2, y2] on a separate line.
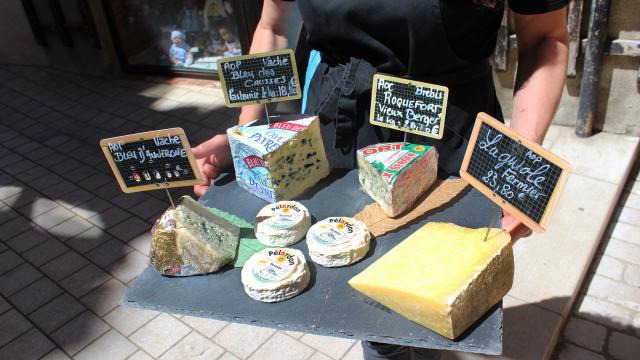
[0, 65, 637, 360]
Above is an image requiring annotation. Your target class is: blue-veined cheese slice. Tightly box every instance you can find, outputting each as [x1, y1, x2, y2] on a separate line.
[357, 143, 438, 217]
[228, 116, 330, 203]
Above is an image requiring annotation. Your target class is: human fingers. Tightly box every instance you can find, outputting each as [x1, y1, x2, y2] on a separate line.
[501, 212, 533, 242]
[192, 134, 228, 159]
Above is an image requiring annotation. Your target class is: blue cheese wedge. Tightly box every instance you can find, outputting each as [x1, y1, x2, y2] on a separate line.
[241, 248, 310, 302]
[306, 217, 371, 267]
[357, 143, 438, 217]
[228, 116, 330, 203]
[255, 201, 311, 247]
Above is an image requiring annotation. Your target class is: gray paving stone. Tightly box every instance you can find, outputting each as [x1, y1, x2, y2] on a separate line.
[0, 153, 24, 168]
[0, 207, 19, 225]
[130, 313, 191, 358]
[40, 349, 72, 360]
[608, 332, 640, 360]
[39, 180, 78, 199]
[586, 274, 640, 312]
[0, 262, 42, 296]
[103, 305, 158, 336]
[623, 264, 640, 287]
[55, 188, 95, 209]
[299, 333, 356, 360]
[43, 134, 73, 148]
[31, 206, 76, 230]
[28, 293, 86, 334]
[180, 316, 228, 339]
[0, 296, 9, 315]
[5, 228, 49, 253]
[9, 277, 63, 314]
[0, 309, 33, 347]
[74, 329, 138, 360]
[13, 165, 49, 183]
[39, 250, 89, 281]
[619, 206, 640, 226]
[106, 250, 148, 284]
[0, 182, 23, 200]
[48, 216, 94, 241]
[86, 238, 133, 268]
[129, 196, 169, 221]
[564, 317, 607, 352]
[80, 278, 128, 316]
[66, 226, 112, 254]
[22, 237, 69, 266]
[249, 331, 315, 360]
[557, 343, 605, 360]
[594, 255, 625, 281]
[3, 134, 31, 148]
[92, 183, 123, 201]
[577, 296, 635, 330]
[0, 328, 56, 360]
[18, 198, 59, 218]
[70, 197, 112, 219]
[603, 238, 640, 265]
[80, 173, 113, 191]
[107, 216, 151, 242]
[59, 264, 111, 298]
[214, 323, 276, 359]
[50, 311, 110, 356]
[128, 231, 151, 254]
[0, 250, 24, 275]
[2, 158, 36, 175]
[160, 331, 224, 360]
[611, 222, 640, 246]
[88, 207, 130, 230]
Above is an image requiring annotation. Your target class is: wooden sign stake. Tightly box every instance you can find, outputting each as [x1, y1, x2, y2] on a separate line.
[165, 188, 176, 209]
[264, 103, 271, 125]
[483, 207, 501, 242]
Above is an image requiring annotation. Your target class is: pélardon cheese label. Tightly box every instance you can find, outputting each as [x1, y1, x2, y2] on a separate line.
[312, 218, 356, 246]
[252, 249, 297, 282]
[359, 143, 432, 185]
[263, 203, 305, 230]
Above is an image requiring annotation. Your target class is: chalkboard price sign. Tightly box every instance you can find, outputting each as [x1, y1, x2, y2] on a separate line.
[460, 113, 571, 233]
[217, 49, 301, 107]
[369, 74, 449, 139]
[99, 128, 203, 193]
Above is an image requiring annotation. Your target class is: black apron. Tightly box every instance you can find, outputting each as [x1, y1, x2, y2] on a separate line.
[298, 0, 504, 176]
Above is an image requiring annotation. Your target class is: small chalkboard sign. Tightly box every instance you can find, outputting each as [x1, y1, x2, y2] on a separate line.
[217, 49, 301, 107]
[460, 113, 571, 233]
[369, 74, 449, 139]
[99, 128, 203, 193]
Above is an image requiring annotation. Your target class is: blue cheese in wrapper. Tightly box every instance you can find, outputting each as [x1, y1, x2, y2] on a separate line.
[150, 196, 240, 276]
[227, 116, 330, 203]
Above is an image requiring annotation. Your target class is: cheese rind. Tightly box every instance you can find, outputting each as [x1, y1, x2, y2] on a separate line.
[150, 196, 240, 276]
[255, 201, 311, 246]
[348, 222, 513, 339]
[306, 217, 371, 267]
[228, 116, 330, 203]
[357, 143, 438, 217]
[241, 248, 310, 302]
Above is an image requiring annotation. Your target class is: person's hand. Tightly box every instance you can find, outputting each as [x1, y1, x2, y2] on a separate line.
[501, 211, 533, 242]
[193, 134, 232, 196]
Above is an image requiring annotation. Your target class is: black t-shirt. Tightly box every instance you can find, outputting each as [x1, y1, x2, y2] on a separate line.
[281, 0, 567, 67]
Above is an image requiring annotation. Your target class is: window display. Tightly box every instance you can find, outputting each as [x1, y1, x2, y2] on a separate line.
[105, 0, 250, 74]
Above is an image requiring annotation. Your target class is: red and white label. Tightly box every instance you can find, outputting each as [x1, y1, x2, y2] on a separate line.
[269, 122, 308, 132]
[244, 155, 266, 169]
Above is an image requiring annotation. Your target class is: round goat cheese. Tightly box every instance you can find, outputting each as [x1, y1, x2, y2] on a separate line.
[255, 201, 311, 247]
[306, 217, 371, 267]
[241, 248, 310, 302]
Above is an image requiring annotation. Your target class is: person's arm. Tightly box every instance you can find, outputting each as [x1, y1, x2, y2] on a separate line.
[502, 7, 569, 240]
[193, 0, 295, 196]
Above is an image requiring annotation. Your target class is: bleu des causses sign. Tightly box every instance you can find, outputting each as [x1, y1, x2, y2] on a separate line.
[100, 128, 202, 193]
[370, 74, 449, 139]
[217, 49, 302, 107]
[460, 113, 571, 233]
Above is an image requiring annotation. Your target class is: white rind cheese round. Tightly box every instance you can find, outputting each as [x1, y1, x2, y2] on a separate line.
[255, 201, 311, 247]
[241, 248, 310, 302]
[306, 217, 371, 267]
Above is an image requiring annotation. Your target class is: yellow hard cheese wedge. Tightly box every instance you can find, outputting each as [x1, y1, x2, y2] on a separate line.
[348, 222, 514, 339]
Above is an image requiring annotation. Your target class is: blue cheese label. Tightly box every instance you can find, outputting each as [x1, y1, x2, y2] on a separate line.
[312, 217, 356, 246]
[252, 249, 297, 282]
